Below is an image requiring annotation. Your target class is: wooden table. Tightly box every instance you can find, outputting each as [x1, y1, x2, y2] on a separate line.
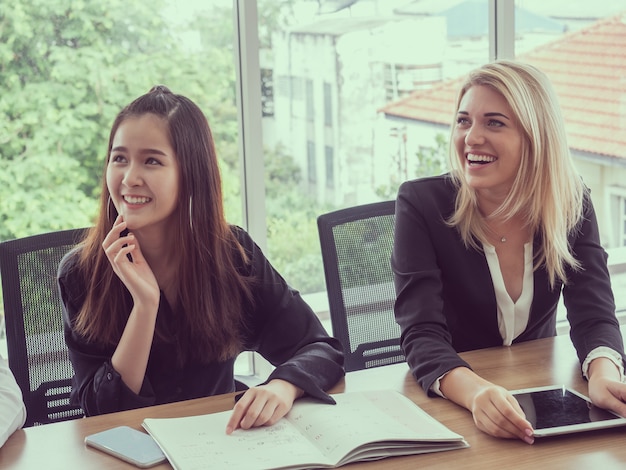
[2, 332, 626, 470]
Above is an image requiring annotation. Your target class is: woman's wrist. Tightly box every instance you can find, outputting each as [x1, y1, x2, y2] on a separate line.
[267, 379, 304, 402]
[440, 366, 491, 410]
[588, 357, 621, 382]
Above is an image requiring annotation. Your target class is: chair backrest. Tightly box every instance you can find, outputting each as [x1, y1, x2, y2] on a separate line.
[0, 228, 87, 427]
[317, 200, 404, 372]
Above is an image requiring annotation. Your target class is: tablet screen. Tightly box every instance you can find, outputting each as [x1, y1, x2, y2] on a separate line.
[511, 386, 626, 437]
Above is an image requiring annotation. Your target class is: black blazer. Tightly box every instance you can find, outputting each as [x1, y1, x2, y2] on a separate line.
[59, 226, 344, 416]
[392, 174, 625, 394]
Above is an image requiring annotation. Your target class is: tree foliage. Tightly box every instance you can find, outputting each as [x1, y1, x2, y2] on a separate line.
[0, 0, 334, 296]
[375, 133, 449, 200]
[0, 0, 242, 240]
[263, 143, 332, 293]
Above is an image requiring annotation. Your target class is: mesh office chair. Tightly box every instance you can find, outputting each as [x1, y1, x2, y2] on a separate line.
[0, 228, 87, 427]
[317, 200, 404, 372]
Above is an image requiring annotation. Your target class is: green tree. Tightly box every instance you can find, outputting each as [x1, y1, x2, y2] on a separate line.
[263, 144, 332, 293]
[257, 0, 300, 48]
[375, 132, 449, 200]
[0, 0, 242, 241]
[0, 0, 327, 296]
[414, 133, 449, 177]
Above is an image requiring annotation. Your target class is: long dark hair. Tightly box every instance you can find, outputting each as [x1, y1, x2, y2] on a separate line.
[74, 85, 253, 362]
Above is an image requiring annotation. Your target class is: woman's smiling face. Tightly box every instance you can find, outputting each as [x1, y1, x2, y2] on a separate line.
[106, 113, 180, 234]
[453, 85, 524, 202]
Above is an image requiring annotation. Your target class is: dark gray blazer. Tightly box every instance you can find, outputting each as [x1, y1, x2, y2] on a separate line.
[392, 174, 625, 394]
[59, 226, 344, 416]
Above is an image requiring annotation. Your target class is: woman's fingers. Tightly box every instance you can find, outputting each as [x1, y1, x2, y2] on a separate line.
[102, 215, 126, 248]
[102, 216, 137, 265]
[472, 386, 534, 444]
[225, 383, 296, 434]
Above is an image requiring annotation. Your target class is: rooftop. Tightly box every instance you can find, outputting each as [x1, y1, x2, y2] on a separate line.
[379, 13, 626, 161]
[396, 0, 566, 38]
[288, 16, 395, 36]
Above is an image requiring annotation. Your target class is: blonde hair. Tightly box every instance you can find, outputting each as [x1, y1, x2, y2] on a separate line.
[447, 60, 585, 288]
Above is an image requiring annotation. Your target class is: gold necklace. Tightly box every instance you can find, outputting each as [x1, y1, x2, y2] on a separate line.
[484, 222, 507, 243]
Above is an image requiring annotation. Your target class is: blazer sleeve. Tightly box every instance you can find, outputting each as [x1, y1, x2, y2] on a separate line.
[58, 250, 157, 416]
[235, 227, 345, 403]
[392, 178, 473, 395]
[564, 195, 626, 367]
[0, 354, 26, 447]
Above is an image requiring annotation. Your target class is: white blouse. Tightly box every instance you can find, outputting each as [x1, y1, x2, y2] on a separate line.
[483, 242, 534, 346]
[0, 354, 26, 447]
[431, 242, 624, 396]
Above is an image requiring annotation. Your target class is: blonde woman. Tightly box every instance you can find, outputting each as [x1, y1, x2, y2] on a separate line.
[392, 60, 625, 444]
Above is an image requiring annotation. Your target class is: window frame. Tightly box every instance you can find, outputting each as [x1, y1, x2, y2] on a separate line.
[234, 0, 267, 251]
[607, 186, 626, 248]
[236, 1, 515, 249]
[234, 0, 517, 377]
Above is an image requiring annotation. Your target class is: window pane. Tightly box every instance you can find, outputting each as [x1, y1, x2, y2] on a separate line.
[0, 0, 240, 243]
[1, 0, 246, 366]
[513, 1, 626, 250]
[513, 2, 626, 319]
[259, 1, 489, 325]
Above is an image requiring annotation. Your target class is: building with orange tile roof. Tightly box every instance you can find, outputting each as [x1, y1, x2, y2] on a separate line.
[377, 13, 626, 248]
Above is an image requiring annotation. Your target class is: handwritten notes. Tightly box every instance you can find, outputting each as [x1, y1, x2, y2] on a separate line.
[142, 390, 468, 470]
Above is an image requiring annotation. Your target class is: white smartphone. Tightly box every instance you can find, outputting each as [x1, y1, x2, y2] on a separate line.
[85, 425, 167, 468]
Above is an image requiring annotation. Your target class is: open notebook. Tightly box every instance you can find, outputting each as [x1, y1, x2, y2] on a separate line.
[143, 389, 468, 470]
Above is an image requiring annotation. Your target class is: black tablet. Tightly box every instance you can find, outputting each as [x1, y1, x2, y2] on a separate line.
[511, 385, 626, 437]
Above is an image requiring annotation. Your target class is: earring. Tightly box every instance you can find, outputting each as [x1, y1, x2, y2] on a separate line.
[107, 195, 113, 223]
[189, 197, 194, 232]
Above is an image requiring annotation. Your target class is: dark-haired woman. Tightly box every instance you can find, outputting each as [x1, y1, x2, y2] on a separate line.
[58, 86, 344, 433]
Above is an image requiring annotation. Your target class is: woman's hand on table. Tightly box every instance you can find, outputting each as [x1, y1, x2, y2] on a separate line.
[470, 384, 535, 444]
[225, 379, 303, 434]
[588, 357, 626, 418]
[440, 367, 534, 444]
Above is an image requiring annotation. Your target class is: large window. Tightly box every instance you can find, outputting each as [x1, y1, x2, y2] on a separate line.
[2, 0, 625, 372]
[253, 0, 626, 333]
[0, 0, 243, 358]
[0, 0, 242, 240]
[512, 0, 626, 319]
[260, 0, 490, 312]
